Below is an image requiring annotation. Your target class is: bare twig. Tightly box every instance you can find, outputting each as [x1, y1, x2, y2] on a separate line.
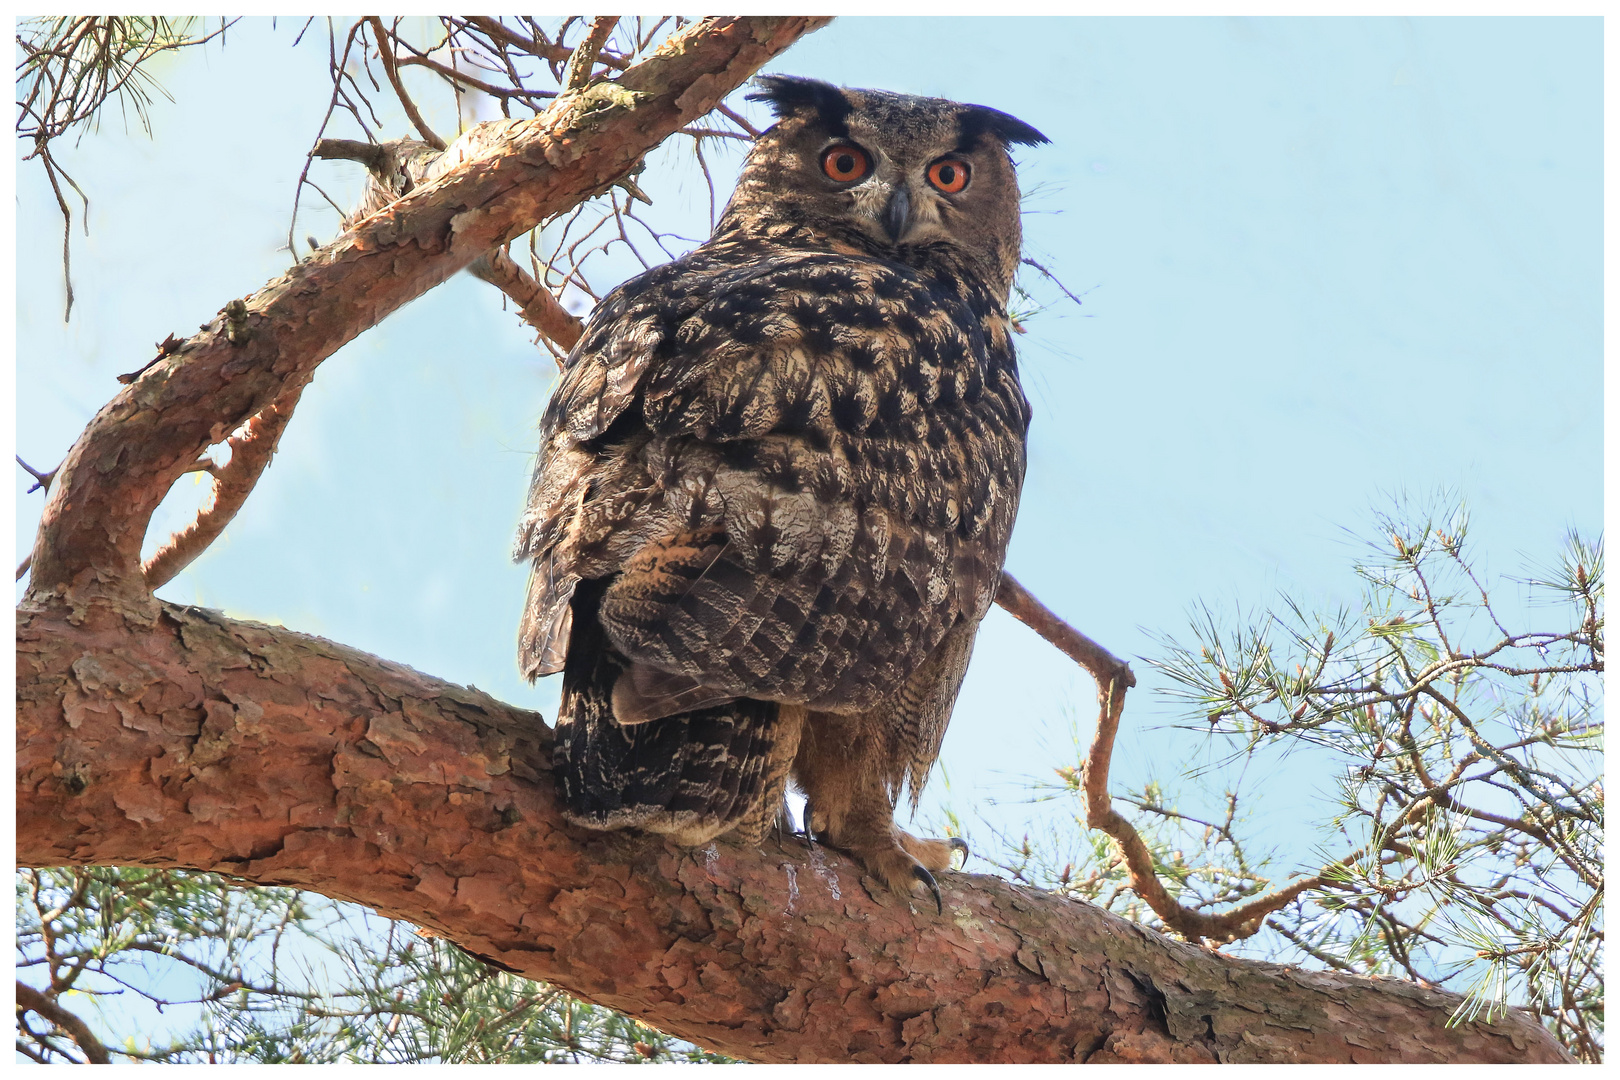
[717, 101, 762, 138]
[288, 19, 369, 264]
[1020, 257, 1087, 311]
[367, 17, 445, 150]
[116, 333, 185, 383]
[17, 455, 59, 495]
[310, 137, 387, 172]
[460, 16, 628, 70]
[393, 53, 558, 104]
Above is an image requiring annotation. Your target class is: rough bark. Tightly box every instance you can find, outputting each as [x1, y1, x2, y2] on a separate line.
[16, 601, 1571, 1064]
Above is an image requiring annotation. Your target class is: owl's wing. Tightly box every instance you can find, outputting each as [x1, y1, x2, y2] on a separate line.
[515, 260, 707, 678]
[519, 246, 1028, 715]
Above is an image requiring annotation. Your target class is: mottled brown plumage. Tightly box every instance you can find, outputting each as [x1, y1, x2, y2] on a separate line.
[516, 75, 1045, 906]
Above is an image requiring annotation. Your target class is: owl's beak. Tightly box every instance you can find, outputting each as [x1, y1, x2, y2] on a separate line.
[881, 185, 913, 243]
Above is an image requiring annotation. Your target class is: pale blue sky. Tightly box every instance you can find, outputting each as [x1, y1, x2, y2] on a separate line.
[16, 17, 1601, 892]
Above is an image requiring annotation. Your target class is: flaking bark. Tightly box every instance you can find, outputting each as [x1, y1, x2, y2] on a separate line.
[16, 600, 1570, 1064]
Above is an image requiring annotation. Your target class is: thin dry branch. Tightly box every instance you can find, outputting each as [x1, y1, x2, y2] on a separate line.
[367, 17, 445, 150]
[995, 572, 1135, 689]
[394, 52, 558, 105]
[468, 247, 584, 359]
[717, 101, 762, 138]
[995, 571, 1334, 945]
[16, 455, 58, 494]
[14, 982, 109, 1065]
[309, 137, 386, 172]
[459, 16, 629, 71]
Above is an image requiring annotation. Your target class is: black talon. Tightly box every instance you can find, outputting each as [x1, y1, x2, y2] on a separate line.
[948, 836, 969, 864]
[913, 865, 943, 915]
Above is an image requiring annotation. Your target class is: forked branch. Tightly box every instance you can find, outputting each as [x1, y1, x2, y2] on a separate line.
[140, 384, 306, 590]
[315, 134, 586, 358]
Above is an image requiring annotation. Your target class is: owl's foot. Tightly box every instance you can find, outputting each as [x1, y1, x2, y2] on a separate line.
[900, 831, 969, 871]
[773, 796, 813, 851]
[906, 833, 969, 913]
[798, 789, 967, 912]
[837, 830, 968, 914]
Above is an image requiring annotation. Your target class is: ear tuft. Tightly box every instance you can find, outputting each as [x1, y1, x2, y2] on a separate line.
[746, 74, 853, 135]
[959, 104, 1050, 149]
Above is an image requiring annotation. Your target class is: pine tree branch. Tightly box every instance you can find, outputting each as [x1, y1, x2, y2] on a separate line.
[140, 384, 305, 590]
[22, 16, 828, 609]
[15, 600, 1572, 1064]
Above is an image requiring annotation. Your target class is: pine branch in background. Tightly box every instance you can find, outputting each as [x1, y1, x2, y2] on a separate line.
[989, 500, 1603, 1061]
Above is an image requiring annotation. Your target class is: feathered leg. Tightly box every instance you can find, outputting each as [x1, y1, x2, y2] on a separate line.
[792, 710, 962, 912]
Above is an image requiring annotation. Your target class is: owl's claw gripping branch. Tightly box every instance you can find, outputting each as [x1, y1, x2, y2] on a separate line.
[913, 865, 944, 915]
[948, 836, 970, 865]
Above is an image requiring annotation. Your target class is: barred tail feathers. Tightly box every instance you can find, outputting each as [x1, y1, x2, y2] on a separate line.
[554, 578, 786, 846]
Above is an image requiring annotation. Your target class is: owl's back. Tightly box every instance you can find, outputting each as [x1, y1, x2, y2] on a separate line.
[516, 231, 1028, 719]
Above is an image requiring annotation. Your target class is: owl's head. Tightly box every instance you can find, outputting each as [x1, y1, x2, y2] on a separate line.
[720, 75, 1048, 300]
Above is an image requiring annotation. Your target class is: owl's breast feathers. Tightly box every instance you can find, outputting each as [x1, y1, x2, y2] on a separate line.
[516, 235, 1030, 718]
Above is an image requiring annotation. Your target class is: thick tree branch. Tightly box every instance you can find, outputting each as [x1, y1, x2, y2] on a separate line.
[24, 15, 829, 610]
[15, 601, 1570, 1064]
[316, 134, 587, 357]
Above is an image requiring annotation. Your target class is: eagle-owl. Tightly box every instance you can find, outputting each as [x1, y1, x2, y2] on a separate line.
[516, 75, 1044, 909]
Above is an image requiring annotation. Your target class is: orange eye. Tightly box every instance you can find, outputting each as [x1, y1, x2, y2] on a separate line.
[821, 144, 870, 183]
[927, 159, 970, 194]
